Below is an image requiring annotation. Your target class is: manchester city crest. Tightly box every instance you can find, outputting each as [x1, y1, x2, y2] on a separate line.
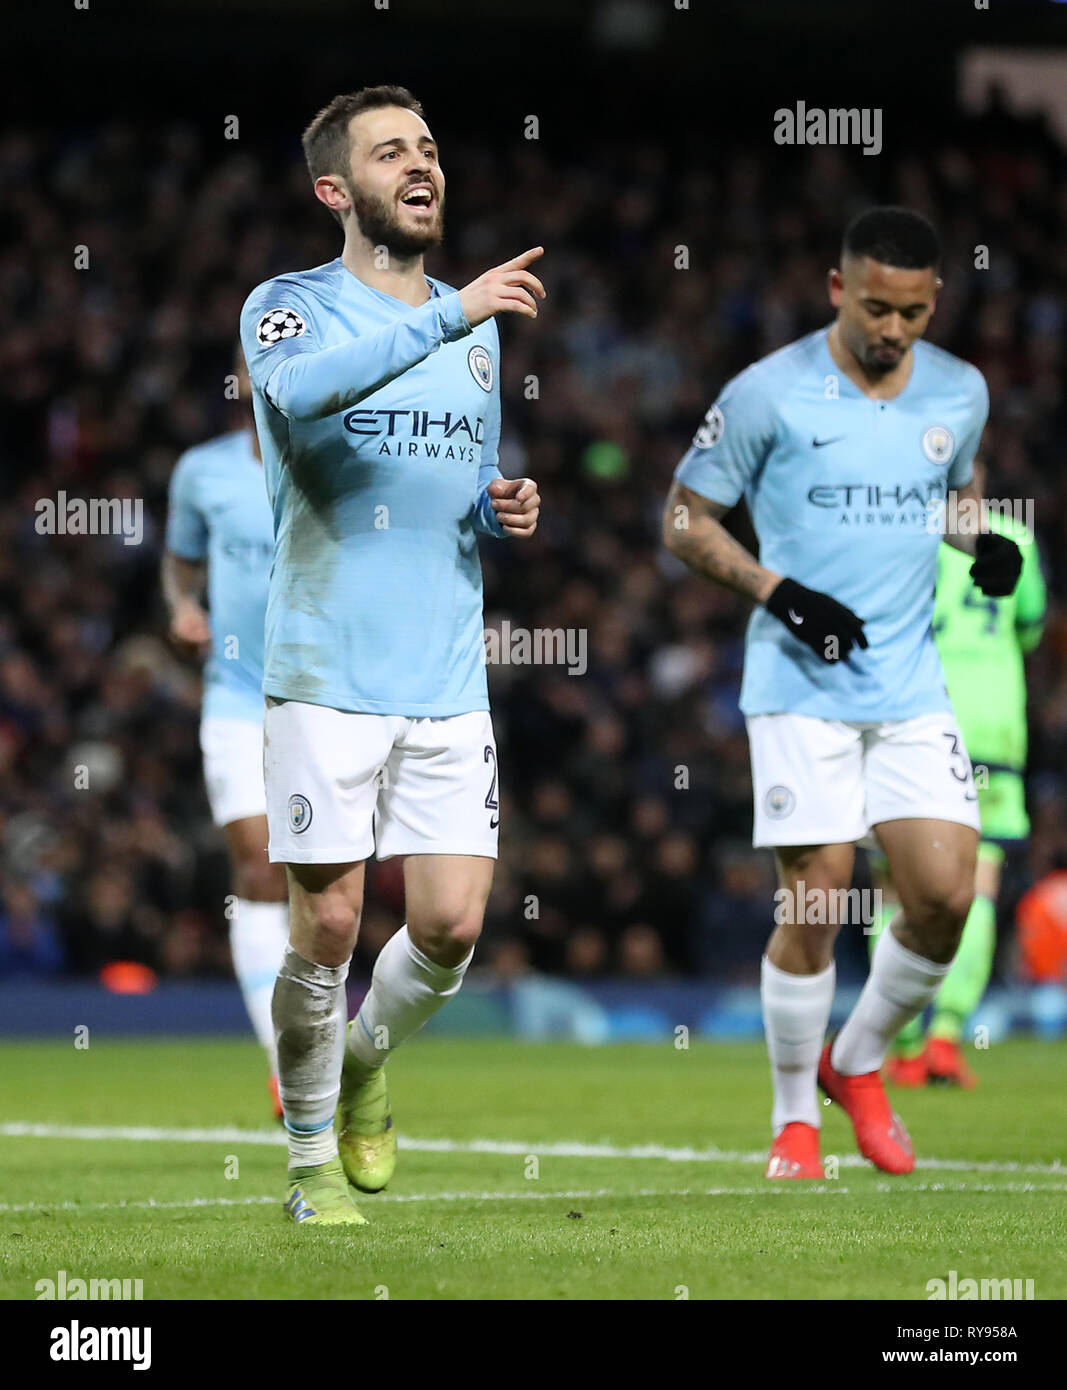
[468, 344, 493, 392]
[921, 424, 955, 465]
[765, 785, 796, 819]
[288, 793, 313, 834]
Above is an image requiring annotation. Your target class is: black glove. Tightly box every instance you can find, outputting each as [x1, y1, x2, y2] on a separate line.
[765, 577, 868, 663]
[970, 531, 1022, 598]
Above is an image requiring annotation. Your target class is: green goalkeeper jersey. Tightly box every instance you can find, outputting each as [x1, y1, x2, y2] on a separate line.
[932, 511, 1046, 771]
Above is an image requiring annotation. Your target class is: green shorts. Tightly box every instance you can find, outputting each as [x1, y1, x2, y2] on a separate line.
[974, 767, 1029, 843]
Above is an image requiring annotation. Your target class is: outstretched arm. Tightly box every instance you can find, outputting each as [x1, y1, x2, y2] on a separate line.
[247, 292, 472, 422]
[244, 248, 547, 423]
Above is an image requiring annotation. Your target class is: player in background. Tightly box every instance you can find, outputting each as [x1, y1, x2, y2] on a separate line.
[240, 86, 542, 1226]
[663, 207, 1024, 1180]
[163, 349, 289, 1117]
[868, 458, 1045, 1087]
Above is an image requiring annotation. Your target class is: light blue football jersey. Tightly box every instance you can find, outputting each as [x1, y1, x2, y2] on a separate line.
[165, 428, 273, 723]
[239, 259, 507, 717]
[675, 327, 989, 721]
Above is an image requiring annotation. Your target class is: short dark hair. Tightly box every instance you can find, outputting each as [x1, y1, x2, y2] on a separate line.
[302, 85, 425, 223]
[842, 206, 941, 271]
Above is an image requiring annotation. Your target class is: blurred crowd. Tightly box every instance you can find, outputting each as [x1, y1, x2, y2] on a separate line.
[2, 95, 1067, 985]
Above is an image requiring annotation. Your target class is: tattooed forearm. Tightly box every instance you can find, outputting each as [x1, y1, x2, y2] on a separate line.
[662, 482, 780, 604]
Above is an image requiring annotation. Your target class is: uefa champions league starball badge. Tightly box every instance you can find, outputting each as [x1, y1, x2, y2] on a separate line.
[256, 308, 307, 347]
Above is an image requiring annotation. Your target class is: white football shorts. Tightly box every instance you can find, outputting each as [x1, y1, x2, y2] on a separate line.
[746, 711, 982, 849]
[200, 715, 268, 828]
[264, 698, 500, 865]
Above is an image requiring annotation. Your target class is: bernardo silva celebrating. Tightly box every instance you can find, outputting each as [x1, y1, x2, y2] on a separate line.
[240, 86, 543, 1225]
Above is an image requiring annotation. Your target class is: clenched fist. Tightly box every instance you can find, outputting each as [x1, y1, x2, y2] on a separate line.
[488, 477, 540, 538]
[169, 600, 212, 660]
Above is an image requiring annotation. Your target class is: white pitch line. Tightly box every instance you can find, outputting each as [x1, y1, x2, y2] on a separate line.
[0, 1189, 791, 1215]
[0, 1195, 278, 1215]
[0, 1122, 286, 1146]
[2, 1181, 1067, 1218]
[0, 1122, 1063, 1177]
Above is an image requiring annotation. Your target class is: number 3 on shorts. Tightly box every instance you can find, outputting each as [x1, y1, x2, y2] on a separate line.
[942, 730, 972, 785]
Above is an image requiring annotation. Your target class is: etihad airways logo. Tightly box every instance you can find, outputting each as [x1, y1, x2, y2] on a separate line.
[807, 480, 948, 526]
[343, 409, 485, 461]
[343, 409, 484, 440]
[803, 482, 1035, 538]
[808, 482, 946, 508]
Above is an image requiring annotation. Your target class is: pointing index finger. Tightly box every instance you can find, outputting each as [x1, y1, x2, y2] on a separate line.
[501, 246, 545, 271]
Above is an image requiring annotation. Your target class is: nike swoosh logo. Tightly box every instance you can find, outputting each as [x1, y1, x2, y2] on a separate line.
[812, 435, 846, 448]
[490, 814, 499, 828]
[788, 608, 804, 626]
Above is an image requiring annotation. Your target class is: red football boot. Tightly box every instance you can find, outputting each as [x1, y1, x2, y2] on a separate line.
[924, 1037, 977, 1090]
[268, 1073, 284, 1121]
[765, 1121, 824, 1180]
[885, 1053, 928, 1088]
[818, 1042, 915, 1174]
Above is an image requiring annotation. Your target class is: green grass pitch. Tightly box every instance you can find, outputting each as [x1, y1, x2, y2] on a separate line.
[1, 1037, 1063, 1300]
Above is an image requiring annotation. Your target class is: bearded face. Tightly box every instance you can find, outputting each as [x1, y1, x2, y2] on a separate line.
[349, 175, 445, 256]
[337, 105, 446, 257]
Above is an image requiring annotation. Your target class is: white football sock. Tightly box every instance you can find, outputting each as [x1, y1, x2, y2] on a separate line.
[831, 923, 951, 1076]
[230, 899, 289, 1068]
[347, 925, 473, 1069]
[272, 945, 349, 1170]
[761, 955, 836, 1135]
